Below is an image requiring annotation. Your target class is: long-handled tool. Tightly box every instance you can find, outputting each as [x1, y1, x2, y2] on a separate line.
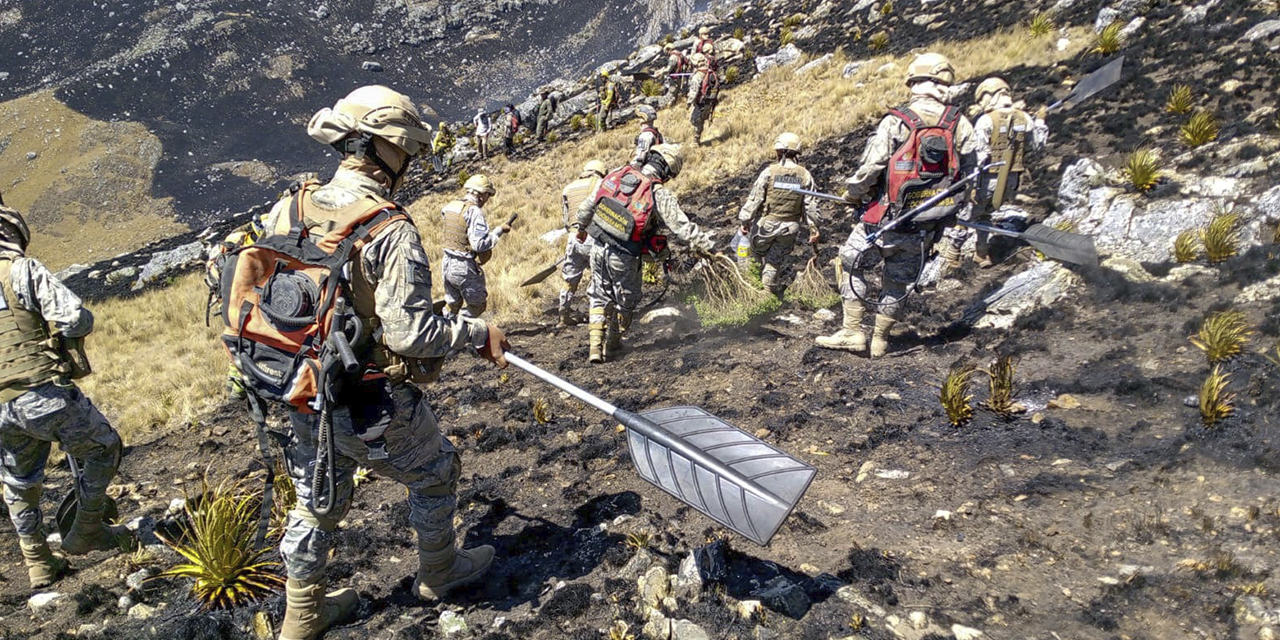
[56, 455, 120, 538]
[521, 257, 566, 287]
[1048, 55, 1124, 112]
[504, 352, 815, 546]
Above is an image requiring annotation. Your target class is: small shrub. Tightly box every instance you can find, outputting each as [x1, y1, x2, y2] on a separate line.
[1202, 210, 1240, 264]
[780, 27, 795, 45]
[869, 30, 890, 51]
[625, 530, 652, 549]
[640, 78, 664, 97]
[724, 66, 740, 84]
[457, 169, 471, 187]
[1165, 84, 1194, 115]
[546, 132, 559, 144]
[1028, 11, 1055, 37]
[879, 1, 894, 16]
[663, 34, 674, 45]
[533, 398, 552, 424]
[938, 364, 977, 426]
[159, 478, 285, 610]
[585, 114, 598, 131]
[734, 7, 744, 19]
[642, 261, 662, 284]
[569, 114, 584, 131]
[1179, 110, 1220, 148]
[1091, 21, 1124, 55]
[1190, 310, 1253, 363]
[733, 26, 745, 40]
[1173, 229, 1200, 263]
[1121, 147, 1162, 192]
[784, 13, 805, 27]
[1199, 366, 1235, 427]
[981, 356, 1018, 417]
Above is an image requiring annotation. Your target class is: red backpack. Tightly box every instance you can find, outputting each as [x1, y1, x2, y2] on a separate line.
[586, 166, 667, 257]
[862, 105, 963, 226]
[697, 71, 720, 105]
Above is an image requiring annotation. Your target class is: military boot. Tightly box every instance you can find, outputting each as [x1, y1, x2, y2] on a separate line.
[413, 538, 495, 602]
[939, 242, 963, 277]
[279, 577, 359, 640]
[559, 305, 578, 327]
[589, 322, 605, 364]
[870, 315, 897, 359]
[60, 505, 137, 556]
[604, 317, 623, 360]
[19, 536, 67, 590]
[973, 235, 994, 268]
[815, 300, 867, 351]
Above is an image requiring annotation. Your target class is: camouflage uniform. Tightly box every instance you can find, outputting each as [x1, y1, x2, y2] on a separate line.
[535, 95, 555, 141]
[559, 173, 603, 319]
[687, 68, 717, 143]
[596, 79, 618, 132]
[632, 125, 662, 168]
[441, 194, 505, 318]
[737, 160, 820, 291]
[0, 257, 119, 542]
[662, 50, 689, 94]
[840, 95, 976, 320]
[260, 165, 490, 583]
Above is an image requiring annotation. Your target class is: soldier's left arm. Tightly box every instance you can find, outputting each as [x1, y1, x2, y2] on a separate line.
[14, 258, 93, 338]
[956, 116, 979, 175]
[632, 133, 653, 167]
[802, 169, 821, 231]
[467, 206, 503, 254]
[972, 115, 993, 168]
[655, 188, 714, 252]
[736, 168, 770, 225]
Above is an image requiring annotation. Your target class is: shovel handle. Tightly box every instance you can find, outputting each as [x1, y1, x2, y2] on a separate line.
[504, 352, 618, 417]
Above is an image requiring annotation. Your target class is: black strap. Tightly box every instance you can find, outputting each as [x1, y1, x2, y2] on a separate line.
[245, 392, 277, 549]
[891, 107, 925, 131]
[286, 190, 307, 245]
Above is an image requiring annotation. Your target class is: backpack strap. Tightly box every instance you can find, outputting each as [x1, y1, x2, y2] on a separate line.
[889, 107, 924, 132]
[938, 105, 962, 131]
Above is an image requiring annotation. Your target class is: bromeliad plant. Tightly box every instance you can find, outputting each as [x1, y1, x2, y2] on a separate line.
[1173, 229, 1201, 263]
[938, 364, 977, 426]
[1202, 209, 1240, 264]
[1190, 310, 1253, 364]
[1091, 21, 1124, 55]
[1122, 147, 1162, 192]
[1179, 110, 1220, 148]
[159, 477, 285, 610]
[981, 356, 1019, 417]
[1165, 85, 1194, 115]
[1199, 366, 1235, 428]
[1028, 11, 1055, 37]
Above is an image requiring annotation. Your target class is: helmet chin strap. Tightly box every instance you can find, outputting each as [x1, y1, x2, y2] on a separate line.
[334, 133, 409, 190]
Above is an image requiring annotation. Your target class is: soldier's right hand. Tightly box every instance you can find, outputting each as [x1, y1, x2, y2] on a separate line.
[739, 224, 750, 236]
[500, 223, 513, 234]
[478, 324, 510, 369]
[576, 230, 588, 243]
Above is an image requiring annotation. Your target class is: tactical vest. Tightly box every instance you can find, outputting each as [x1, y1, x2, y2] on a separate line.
[636, 126, 663, 148]
[0, 259, 65, 403]
[764, 163, 807, 222]
[441, 200, 472, 255]
[562, 176, 602, 230]
[986, 108, 1030, 174]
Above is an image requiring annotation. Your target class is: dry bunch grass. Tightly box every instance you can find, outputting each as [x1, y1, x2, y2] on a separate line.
[869, 31, 891, 51]
[1179, 110, 1220, 148]
[1202, 210, 1240, 264]
[690, 254, 781, 327]
[785, 256, 841, 310]
[1190, 310, 1253, 364]
[1199, 366, 1235, 427]
[1173, 228, 1201, 263]
[1028, 11, 1055, 37]
[1121, 147, 1162, 192]
[981, 356, 1018, 417]
[938, 364, 976, 426]
[1165, 85, 1194, 115]
[1091, 22, 1124, 55]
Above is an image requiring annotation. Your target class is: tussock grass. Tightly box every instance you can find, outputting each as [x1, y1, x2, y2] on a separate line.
[879, 2, 895, 16]
[79, 274, 226, 441]
[1121, 147, 1162, 192]
[785, 257, 840, 310]
[1165, 85, 1194, 115]
[640, 79, 663, 97]
[1174, 229, 1201, 263]
[725, 66, 741, 84]
[869, 31, 890, 51]
[733, 27, 745, 40]
[1202, 210, 1240, 264]
[780, 27, 796, 46]
[1179, 110, 1220, 148]
[159, 477, 285, 610]
[1199, 367, 1235, 427]
[938, 364, 976, 426]
[1028, 11, 1055, 37]
[1190, 310, 1253, 364]
[784, 14, 805, 28]
[1091, 22, 1124, 55]
[981, 356, 1018, 417]
[533, 397, 552, 424]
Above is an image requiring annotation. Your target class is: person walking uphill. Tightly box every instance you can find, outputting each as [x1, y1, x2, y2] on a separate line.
[221, 85, 510, 640]
[631, 106, 663, 169]
[687, 53, 719, 145]
[738, 132, 821, 295]
[576, 144, 715, 363]
[472, 108, 491, 159]
[0, 206, 136, 591]
[535, 89, 556, 142]
[442, 174, 510, 318]
[501, 104, 521, 156]
[596, 71, 619, 132]
[941, 77, 1048, 271]
[816, 53, 975, 357]
[662, 43, 690, 95]
[559, 160, 607, 325]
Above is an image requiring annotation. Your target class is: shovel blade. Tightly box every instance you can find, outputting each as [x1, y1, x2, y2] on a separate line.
[1021, 223, 1099, 267]
[625, 406, 816, 546]
[56, 492, 120, 539]
[521, 261, 562, 287]
[1064, 55, 1124, 109]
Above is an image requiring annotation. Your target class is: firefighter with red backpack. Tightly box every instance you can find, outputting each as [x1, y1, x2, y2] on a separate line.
[631, 106, 663, 168]
[816, 53, 976, 358]
[662, 43, 690, 94]
[219, 85, 510, 640]
[687, 53, 720, 145]
[574, 144, 715, 363]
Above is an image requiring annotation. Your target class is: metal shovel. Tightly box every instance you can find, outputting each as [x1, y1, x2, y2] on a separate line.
[504, 353, 816, 546]
[56, 455, 120, 538]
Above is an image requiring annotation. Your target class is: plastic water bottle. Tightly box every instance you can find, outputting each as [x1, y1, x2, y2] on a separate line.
[732, 229, 750, 269]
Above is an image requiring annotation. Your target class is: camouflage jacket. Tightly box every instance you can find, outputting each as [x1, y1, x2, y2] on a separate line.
[844, 95, 977, 203]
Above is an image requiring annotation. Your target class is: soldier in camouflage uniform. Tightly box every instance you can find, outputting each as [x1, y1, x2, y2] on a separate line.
[737, 132, 821, 294]
[0, 207, 135, 591]
[441, 175, 510, 318]
[535, 89, 556, 142]
[941, 77, 1049, 270]
[817, 53, 975, 358]
[631, 106, 663, 169]
[270, 85, 510, 640]
[687, 53, 718, 145]
[576, 144, 715, 363]
[559, 160, 607, 326]
[661, 43, 690, 95]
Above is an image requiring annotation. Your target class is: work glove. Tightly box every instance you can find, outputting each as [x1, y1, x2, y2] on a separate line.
[739, 223, 751, 236]
[576, 229, 589, 243]
[809, 229, 822, 245]
[500, 223, 513, 233]
[1034, 105, 1048, 121]
[478, 324, 510, 369]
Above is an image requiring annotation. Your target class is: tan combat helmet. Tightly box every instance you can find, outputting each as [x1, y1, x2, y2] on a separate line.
[581, 160, 607, 178]
[637, 105, 658, 123]
[905, 52, 955, 86]
[663, 43, 675, 52]
[698, 26, 711, 37]
[975, 77, 1010, 103]
[774, 132, 802, 154]
[308, 85, 433, 158]
[464, 174, 497, 196]
[0, 207, 30, 254]
[650, 143, 685, 179]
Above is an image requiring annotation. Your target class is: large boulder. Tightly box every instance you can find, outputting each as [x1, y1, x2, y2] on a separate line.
[755, 44, 802, 73]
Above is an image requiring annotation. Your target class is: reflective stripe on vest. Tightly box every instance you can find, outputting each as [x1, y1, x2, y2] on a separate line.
[764, 163, 807, 222]
[0, 259, 62, 403]
[441, 200, 472, 255]
[987, 108, 1030, 174]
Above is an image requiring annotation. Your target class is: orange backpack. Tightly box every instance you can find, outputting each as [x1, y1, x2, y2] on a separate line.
[219, 183, 408, 413]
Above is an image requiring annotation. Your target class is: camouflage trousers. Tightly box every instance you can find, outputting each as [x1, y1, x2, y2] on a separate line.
[749, 218, 801, 290]
[839, 223, 936, 320]
[944, 172, 1020, 250]
[535, 116, 551, 141]
[587, 243, 643, 329]
[560, 233, 595, 312]
[442, 253, 488, 318]
[691, 101, 715, 139]
[0, 383, 121, 537]
[281, 381, 460, 582]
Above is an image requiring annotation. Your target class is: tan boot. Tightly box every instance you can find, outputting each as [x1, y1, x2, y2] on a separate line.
[19, 536, 67, 590]
[604, 314, 623, 360]
[279, 577, 359, 640]
[939, 242, 963, 277]
[815, 300, 867, 351]
[973, 235, 994, 268]
[413, 539, 495, 602]
[60, 505, 137, 556]
[589, 322, 605, 364]
[870, 315, 896, 358]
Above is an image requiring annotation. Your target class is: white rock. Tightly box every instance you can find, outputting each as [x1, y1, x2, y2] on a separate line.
[737, 599, 764, 619]
[755, 44, 802, 73]
[133, 241, 204, 290]
[953, 624, 984, 640]
[1101, 257, 1155, 283]
[1242, 19, 1280, 42]
[934, 510, 952, 521]
[909, 611, 929, 629]
[842, 61, 867, 78]
[640, 307, 684, 324]
[1119, 16, 1145, 39]
[875, 469, 909, 480]
[813, 308, 836, 323]
[439, 610, 468, 636]
[796, 53, 833, 75]
[1056, 37, 1071, 51]
[28, 592, 64, 613]
[671, 619, 710, 640]
[128, 603, 157, 619]
[643, 607, 671, 640]
[1236, 274, 1280, 304]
